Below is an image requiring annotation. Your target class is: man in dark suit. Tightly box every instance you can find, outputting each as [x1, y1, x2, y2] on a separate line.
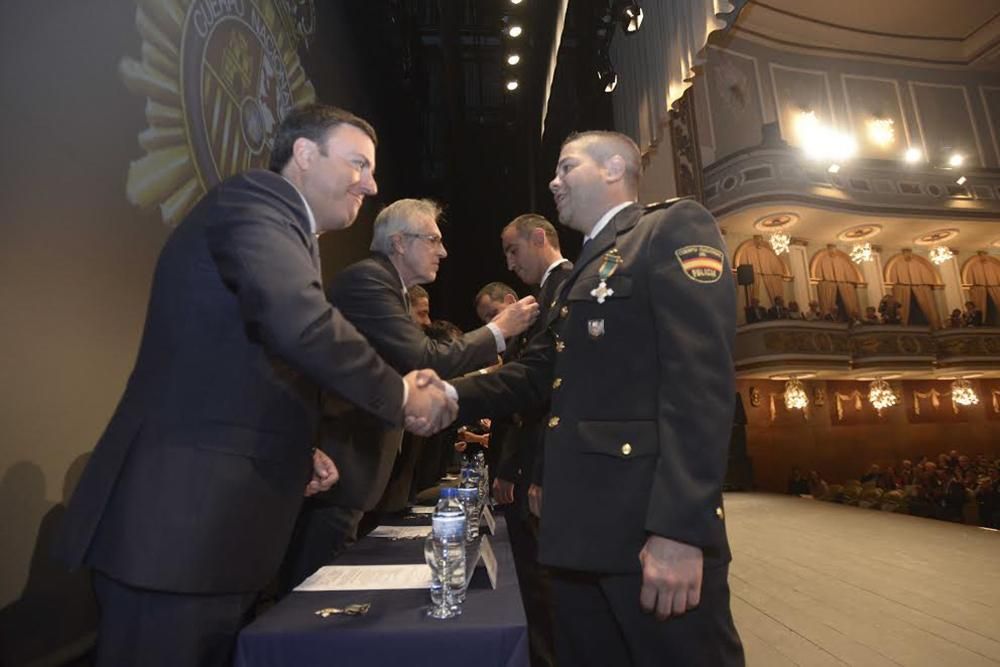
[281, 198, 539, 588]
[453, 131, 744, 666]
[489, 213, 571, 667]
[53, 105, 457, 667]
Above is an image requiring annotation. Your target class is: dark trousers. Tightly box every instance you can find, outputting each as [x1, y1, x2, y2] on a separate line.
[550, 565, 744, 667]
[279, 503, 365, 593]
[93, 571, 257, 667]
[505, 489, 556, 667]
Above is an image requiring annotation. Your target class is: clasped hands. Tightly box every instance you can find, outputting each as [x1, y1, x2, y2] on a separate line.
[403, 368, 458, 436]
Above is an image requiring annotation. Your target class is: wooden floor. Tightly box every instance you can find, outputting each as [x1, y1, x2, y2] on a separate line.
[725, 493, 1000, 666]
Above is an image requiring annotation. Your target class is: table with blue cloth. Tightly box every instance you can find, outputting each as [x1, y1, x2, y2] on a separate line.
[235, 512, 529, 667]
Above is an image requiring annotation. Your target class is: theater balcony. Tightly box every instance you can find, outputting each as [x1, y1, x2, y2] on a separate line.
[703, 139, 1000, 222]
[735, 320, 1000, 379]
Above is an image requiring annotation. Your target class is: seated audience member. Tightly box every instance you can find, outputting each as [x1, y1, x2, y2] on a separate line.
[878, 466, 901, 491]
[786, 300, 803, 319]
[767, 296, 789, 320]
[948, 308, 963, 328]
[878, 294, 902, 324]
[963, 301, 984, 327]
[863, 306, 881, 324]
[823, 304, 842, 322]
[976, 469, 999, 528]
[787, 467, 810, 495]
[808, 470, 829, 498]
[859, 464, 881, 485]
[804, 300, 823, 321]
[745, 297, 768, 323]
[899, 459, 915, 486]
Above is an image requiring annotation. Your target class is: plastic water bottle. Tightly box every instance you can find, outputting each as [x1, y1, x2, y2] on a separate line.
[456, 480, 480, 542]
[424, 487, 466, 618]
[473, 451, 490, 505]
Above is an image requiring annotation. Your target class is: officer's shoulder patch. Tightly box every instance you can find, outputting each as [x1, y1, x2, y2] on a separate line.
[643, 195, 694, 214]
[674, 245, 724, 283]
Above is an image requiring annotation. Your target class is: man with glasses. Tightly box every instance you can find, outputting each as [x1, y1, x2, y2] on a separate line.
[54, 105, 458, 666]
[281, 198, 540, 589]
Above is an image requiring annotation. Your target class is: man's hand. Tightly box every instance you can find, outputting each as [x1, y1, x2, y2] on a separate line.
[493, 478, 515, 505]
[304, 449, 339, 496]
[403, 369, 457, 436]
[638, 535, 703, 620]
[456, 426, 490, 448]
[491, 296, 540, 339]
[527, 483, 543, 518]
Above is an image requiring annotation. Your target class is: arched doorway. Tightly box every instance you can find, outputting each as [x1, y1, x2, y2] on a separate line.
[961, 252, 1000, 326]
[809, 246, 863, 321]
[733, 237, 792, 309]
[883, 250, 943, 328]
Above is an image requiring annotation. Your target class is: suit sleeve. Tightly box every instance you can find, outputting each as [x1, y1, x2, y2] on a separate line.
[644, 201, 736, 551]
[329, 264, 499, 379]
[204, 193, 404, 427]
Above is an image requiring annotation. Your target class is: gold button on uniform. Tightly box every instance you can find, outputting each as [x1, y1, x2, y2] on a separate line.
[716, 507, 725, 520]
[621, 443, 632, 456]
[555, 341, 566, 352]
[548, 416, 560, 428]
[560, 305, 569, 318]
[552, 378, 562, 389]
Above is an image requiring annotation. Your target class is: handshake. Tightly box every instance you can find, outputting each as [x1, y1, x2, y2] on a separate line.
[402, 369, 458, 436]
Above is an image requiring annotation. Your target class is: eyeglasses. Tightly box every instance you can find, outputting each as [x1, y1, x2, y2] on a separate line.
[401, 232, 444, 247]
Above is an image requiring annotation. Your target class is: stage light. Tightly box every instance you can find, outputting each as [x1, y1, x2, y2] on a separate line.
[828, 163, 841, 174]
[866, 118, 895, 148]
[619, 2, 643, 33]
[904, 147, 923, 163]
[597, 52, 617, 94]
[506, 80, 519, 91]
[508, 24, 523, 37]
[506, 53, 520, 66]
[510, 0, 523, 4]
[956, 175, 967, 186]
[948, 153, 964, 168]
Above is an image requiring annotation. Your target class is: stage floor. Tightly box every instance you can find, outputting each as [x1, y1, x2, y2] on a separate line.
[726, 493, 1000, 666]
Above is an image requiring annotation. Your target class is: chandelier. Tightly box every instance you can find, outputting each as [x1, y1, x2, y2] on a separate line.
[951, 378, 979, 406]
[929, 246, 954, 265]
[784, 377, 809, 410]
[769, 232, 791, 255]
[850, 242, 873, 264]
[868, 378, 897, 410]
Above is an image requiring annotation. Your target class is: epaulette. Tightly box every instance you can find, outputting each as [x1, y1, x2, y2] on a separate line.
[642, 195, 695, 213]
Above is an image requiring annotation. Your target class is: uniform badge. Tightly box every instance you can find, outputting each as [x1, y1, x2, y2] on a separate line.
[590, 249, 624, 304]
[587, 319, 605, 338]
[674, 245, 724, 283]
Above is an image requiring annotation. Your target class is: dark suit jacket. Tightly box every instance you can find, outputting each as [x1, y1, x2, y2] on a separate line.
[54, 170, 404, 594]
[317, 253, 499, 511]
[494, 260, 573, 486]
[454, 200, 736, 574]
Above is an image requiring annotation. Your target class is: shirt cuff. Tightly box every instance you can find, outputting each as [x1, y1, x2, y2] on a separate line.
[486, 322, 506, 353]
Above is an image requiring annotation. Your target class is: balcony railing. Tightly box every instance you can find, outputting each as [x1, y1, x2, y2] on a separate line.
[735, 320, 1000, 377]
[703, 145, 1000, 220]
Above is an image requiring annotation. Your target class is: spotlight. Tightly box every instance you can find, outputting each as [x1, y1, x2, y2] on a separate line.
[956, 175, 967, 186]
[904, 147, 923, 163]
[506, 53, 520, 66]
[948, 153, 964, 168]
[506, 79, 519, 91]
[618, 1, 643, 33]
[866, 118, 895, 148]
[510, 0, 523, 4]
[827, 164, 841, 174]
[597, 52, 617, 93]
[508, 24, 523, 38]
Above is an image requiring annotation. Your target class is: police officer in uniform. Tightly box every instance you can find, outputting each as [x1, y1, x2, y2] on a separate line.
[453, 130, 744, 666]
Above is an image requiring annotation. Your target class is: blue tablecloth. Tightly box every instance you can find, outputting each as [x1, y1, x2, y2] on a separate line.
[235, 513, 529, 667]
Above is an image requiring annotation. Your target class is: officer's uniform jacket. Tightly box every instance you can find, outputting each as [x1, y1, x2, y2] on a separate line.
[454, 199, 736, 573]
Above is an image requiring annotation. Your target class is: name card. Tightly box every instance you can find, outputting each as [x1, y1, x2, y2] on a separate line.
[478, 536, 498, 589]
[481, 505, 497, 535]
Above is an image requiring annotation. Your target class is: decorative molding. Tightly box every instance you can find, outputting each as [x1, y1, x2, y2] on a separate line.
[908, 81, 986, 167]
[840, 74, 914, 152]
[978, 85, 1000, 165]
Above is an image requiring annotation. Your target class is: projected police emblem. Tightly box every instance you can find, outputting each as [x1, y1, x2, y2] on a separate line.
[120, 0, 316, 225]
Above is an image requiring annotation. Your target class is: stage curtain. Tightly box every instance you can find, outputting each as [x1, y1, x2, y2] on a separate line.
[887, 253, 942, 327]
[892, 285, 912, 325]
[609, 0, 749, 152]
[735, 240, 789, 306]
[817, 281, 838, 316]
[965, 255, 1000, 317]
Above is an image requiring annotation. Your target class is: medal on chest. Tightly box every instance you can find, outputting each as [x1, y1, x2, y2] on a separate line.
[590, 249, 623, 304]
